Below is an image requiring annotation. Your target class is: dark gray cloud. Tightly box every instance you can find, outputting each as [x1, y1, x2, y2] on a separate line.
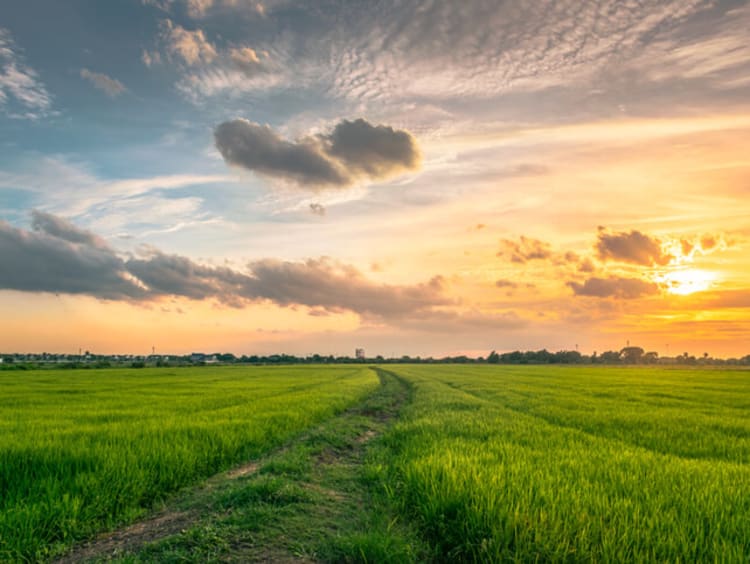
[324, 119, 421, 179]
[214, 118, 421, 189]
[568, 276, 659, 299]
[214, 120, 348, 186]
[498, 236, 553, 263]
[596, 228, 672, 266]
[0, 216, 145, 299]
[241, 258, 448, 319]
[125, 248, 249, 305]
[31, 210, 107, 248]
[0, 212, 448, 320]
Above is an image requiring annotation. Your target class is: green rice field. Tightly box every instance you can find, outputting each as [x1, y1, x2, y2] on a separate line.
[1, 364, 749, 561]
[377, 365, 750, 561]
[0, 366, 377, 561]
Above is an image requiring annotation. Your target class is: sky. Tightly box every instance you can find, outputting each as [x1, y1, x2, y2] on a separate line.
[1, 0, 749, 358]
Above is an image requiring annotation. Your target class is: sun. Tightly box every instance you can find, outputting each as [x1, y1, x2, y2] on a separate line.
[659, 268, 717, 296]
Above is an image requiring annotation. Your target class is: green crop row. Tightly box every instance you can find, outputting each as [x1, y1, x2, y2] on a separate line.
[375, 366, 750, 562]
[0, 366, 378, 561]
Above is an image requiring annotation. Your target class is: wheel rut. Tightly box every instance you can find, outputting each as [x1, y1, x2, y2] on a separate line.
[54, 367, 412, 563]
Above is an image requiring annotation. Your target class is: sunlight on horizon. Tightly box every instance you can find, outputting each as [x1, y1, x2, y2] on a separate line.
[659, 268, 718, 296]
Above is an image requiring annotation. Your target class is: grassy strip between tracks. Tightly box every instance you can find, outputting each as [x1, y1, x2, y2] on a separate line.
[56, 368, 429, 563]
[0, 366, 379, 561]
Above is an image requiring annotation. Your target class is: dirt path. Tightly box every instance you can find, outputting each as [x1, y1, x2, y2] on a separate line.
[55, 368, 415, 563]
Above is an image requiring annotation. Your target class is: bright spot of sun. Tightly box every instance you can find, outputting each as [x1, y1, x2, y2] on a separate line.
[659, 269, 717, 295]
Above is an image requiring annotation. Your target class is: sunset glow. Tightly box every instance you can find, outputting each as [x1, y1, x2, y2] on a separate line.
[659, 269, 718, 296]
[1, 1, 749, 357]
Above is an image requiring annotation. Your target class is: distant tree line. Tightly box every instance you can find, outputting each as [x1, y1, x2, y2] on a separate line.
[485, 346, 750, 366]
[2, 347, 750, 370]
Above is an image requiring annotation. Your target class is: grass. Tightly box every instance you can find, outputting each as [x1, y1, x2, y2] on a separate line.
[4, 364, 750, 562]
[375, 365, 750, 561]
[77, 367, 426, 563]
[0, 366, 378, 561]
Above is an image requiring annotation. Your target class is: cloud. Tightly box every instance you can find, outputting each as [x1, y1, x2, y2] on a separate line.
[229, 46, 265, 75]
[214, 120, 346, 186]
[396, 309, 526, 333]
[142, 49, 162, 67]
[700, 234, 717, 251]
[241, 258, 448, 319]
[319, 0, 708, 104]
[325, 119, 422, 179]
[497, 236, 552, 263]
[125, 248, 248, 305]
[568, 276, 659, 299]
[495, 279, 518, 289]
[680, 239, 694, 256]
[176, 66, 282, 100]
[0, 212, 449, 320]
[596, 228, 672, 266]
[309, 203, 325, 216]
[698, 289, 750, 310]
[0, 28, 52, 117]
[160, 19, 217, 65]
[627, 4, 750, 90]
[30, 210, 107, 248]
[142, 0, 174, 11]
[214, 118, 421, 189]
[578, 257, 596, 273]
[0, 216, 145, 299]
[183, 0, 267, 18]
[677, 233, 731, 256]
[148, 9, 274, 100]
[0, 156, 231, 222]
[186, 0, 213, 17]
[80, 69, 127, 97]
[142, 0, 267, 18]
[144, 1, 739, 113]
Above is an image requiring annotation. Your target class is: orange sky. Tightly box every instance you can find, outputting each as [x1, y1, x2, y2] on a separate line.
[1, 2, 749, 357]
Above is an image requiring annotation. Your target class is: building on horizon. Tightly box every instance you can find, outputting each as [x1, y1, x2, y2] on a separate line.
[355, 348, 365, 360]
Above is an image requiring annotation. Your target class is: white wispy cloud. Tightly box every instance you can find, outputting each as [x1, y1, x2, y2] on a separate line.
[149, 0, 744, 116]
[184, 0, 267, 18]
[322, 0, 710, 104]
[141, 49, 162, 67]
[0, 157, 234, 232]
[160, 19, 217, 65]
[0, 28, 52, 118]
[626, 3, 750, 89]
[176, 64, 280, 100]
[150, 16, 278, 100]
[80, 68, 127, 97]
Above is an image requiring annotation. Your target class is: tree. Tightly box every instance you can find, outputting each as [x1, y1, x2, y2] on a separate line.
[487, 350, 500, 364]
[599, 350, 621, 363]
[643, 351, 659, 364]
[620, 346, 644, 364]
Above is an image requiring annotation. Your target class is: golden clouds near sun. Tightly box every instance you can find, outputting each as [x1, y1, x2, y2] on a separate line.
[658, 269, 718, 296]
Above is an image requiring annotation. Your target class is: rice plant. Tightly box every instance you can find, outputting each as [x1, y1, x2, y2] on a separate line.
[378, 366, 750, 562]
[0, 365, 377, 561]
